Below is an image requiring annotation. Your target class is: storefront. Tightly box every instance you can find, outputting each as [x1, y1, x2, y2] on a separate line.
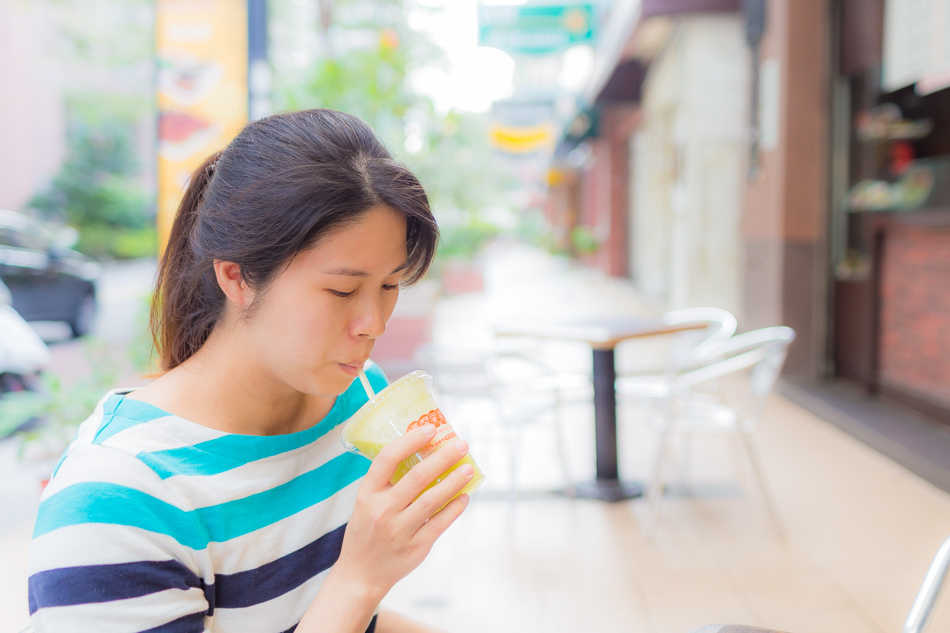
[831, 0, 950, 423]
[550, 0, 950, 422]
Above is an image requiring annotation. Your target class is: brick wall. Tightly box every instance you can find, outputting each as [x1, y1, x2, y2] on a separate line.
[879, 225, 950, 408]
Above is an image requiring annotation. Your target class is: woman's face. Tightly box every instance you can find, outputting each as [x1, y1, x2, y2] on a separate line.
[242, 205, 409, 397]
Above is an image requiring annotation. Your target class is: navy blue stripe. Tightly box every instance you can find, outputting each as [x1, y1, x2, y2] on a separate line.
[28, 559, 204, 614]
[214, 523, 346, 609]
[138, 610, 206, 633]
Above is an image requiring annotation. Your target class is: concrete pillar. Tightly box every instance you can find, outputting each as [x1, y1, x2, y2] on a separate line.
[742, 0, 830, 377]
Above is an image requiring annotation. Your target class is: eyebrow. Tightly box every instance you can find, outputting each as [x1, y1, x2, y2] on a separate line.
[322, 262, 409, 277]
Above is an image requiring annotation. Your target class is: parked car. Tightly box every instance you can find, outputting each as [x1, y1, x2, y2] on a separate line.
[0, 209, 101, 337]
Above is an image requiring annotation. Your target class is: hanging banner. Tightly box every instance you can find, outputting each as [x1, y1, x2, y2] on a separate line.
[478, 3, 594, 56]
[489, 96, 559, 154]
[488, 121, 557, 154]
[155, 0, 248, 253]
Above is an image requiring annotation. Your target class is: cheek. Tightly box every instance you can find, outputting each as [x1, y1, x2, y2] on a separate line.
[383, 290, 401, 320]
[260, 295, 340, 346]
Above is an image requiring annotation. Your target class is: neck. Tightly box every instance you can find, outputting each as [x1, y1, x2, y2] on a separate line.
[136, 327, 336, 436]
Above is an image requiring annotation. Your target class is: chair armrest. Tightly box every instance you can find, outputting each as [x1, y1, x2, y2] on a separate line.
[904, 535, 950, 633]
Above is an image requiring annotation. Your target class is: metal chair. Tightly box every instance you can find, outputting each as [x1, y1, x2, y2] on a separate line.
[616, 306, 738, 401]
[904, 535, 950, 633]
[645, 325, 795, 538]
[413, 337, 585, 505]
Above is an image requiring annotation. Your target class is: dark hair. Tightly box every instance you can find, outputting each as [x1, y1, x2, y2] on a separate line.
[151, 109, 439, 371]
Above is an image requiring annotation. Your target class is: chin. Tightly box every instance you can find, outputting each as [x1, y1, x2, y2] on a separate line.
[306, 372, 355, 398]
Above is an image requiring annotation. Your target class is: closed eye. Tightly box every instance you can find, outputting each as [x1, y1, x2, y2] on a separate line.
[328, 289, 355, 298]
[382, 283, 400, 291]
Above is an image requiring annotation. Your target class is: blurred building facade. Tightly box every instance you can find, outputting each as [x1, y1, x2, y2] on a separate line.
[0, 0, 155, 219]
[544, 0, 950, 427]
[0, 1, 67, 212]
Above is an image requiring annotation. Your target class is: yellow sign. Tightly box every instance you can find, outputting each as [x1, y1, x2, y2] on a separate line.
[155, 0, 248, 253]
[488, 122, 556, 154]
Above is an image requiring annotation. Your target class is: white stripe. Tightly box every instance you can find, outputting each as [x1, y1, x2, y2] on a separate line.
[56, 393, 114, 462]
[31, 478, 359, 578]
[113, 409, 228, 444]
[42, 444, 181, 507]
[29, 523, 206, 577]
[32, 587, 209, 633]
[161, 428, 350, 508]
[205, 477, 359, 574]
[98, 416, 196, 454]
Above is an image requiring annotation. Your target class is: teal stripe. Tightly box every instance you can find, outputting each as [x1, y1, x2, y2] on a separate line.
[132, 362, 388, 479]
[34, 482, 207, 549]
[138, 420, 340, 479]
[92, 395, 169, 445]
[194, 453, 368, 540]
[34, 452, 370, 547]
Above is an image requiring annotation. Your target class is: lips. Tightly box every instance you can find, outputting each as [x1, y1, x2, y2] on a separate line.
[338, 360, 368, 376]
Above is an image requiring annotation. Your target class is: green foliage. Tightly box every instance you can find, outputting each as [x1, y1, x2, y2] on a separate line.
[28, 116, 152, 260]
[111, 228, 159, 261]
[127, 292, 159, 377]
[0, 340, 119, 449]
[22, 0, 155, 261]
[570, 225, 601, 256]
[437, 217, 502, 262]
[270, 0, 523, 273]
[77, 225, 157, 261]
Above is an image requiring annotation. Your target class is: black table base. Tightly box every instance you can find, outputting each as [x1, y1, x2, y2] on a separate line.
[584, 348, 644, 501]
[570, 478, 644, 502]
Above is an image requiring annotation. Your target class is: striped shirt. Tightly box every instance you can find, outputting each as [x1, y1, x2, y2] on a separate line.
[27, 363, 389, 633]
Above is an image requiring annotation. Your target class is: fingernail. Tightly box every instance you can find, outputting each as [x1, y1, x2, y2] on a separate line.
[454, 440, 469, 455]
[459, 464, 474, 477]
[419, 424, 437, 436]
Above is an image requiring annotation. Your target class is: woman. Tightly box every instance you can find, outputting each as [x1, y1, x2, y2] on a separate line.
[27, 109, 473, 633]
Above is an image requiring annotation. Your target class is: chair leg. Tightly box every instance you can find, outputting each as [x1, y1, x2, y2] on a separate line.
[506, 421, 524, 510]
[647, 426, 675, 540]
[553, 391, 575, 497]
[678, 433, 692, 493]
[729, 434, 751, 492]
[739, 433, 786, 539]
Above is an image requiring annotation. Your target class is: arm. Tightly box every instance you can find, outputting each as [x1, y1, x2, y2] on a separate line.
[297, 425, 473, 633]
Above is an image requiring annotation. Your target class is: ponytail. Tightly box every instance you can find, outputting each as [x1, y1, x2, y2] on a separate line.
[150, 152, 222, 371]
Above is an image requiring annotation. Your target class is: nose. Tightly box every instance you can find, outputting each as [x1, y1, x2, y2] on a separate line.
[350, 294, 387, 340]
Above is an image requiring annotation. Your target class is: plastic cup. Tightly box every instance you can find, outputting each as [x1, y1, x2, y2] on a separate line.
[341, 370, 485, 501]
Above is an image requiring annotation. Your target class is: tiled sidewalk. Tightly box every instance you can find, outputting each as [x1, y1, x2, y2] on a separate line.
[380, 390, 950, 633]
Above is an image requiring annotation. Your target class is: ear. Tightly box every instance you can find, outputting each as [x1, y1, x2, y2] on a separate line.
[213, 260, 253, 306]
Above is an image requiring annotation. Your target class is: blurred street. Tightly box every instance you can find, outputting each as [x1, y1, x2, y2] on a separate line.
[30, 257, 157, 386]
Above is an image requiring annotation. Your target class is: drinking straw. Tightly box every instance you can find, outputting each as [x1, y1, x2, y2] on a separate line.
[357, 368, 376, 399]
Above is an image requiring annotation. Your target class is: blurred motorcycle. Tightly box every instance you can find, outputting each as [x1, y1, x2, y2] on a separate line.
[0, 278, 50, 396]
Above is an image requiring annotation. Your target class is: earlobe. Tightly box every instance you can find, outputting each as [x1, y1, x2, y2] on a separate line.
[213, 260, 252, 306]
